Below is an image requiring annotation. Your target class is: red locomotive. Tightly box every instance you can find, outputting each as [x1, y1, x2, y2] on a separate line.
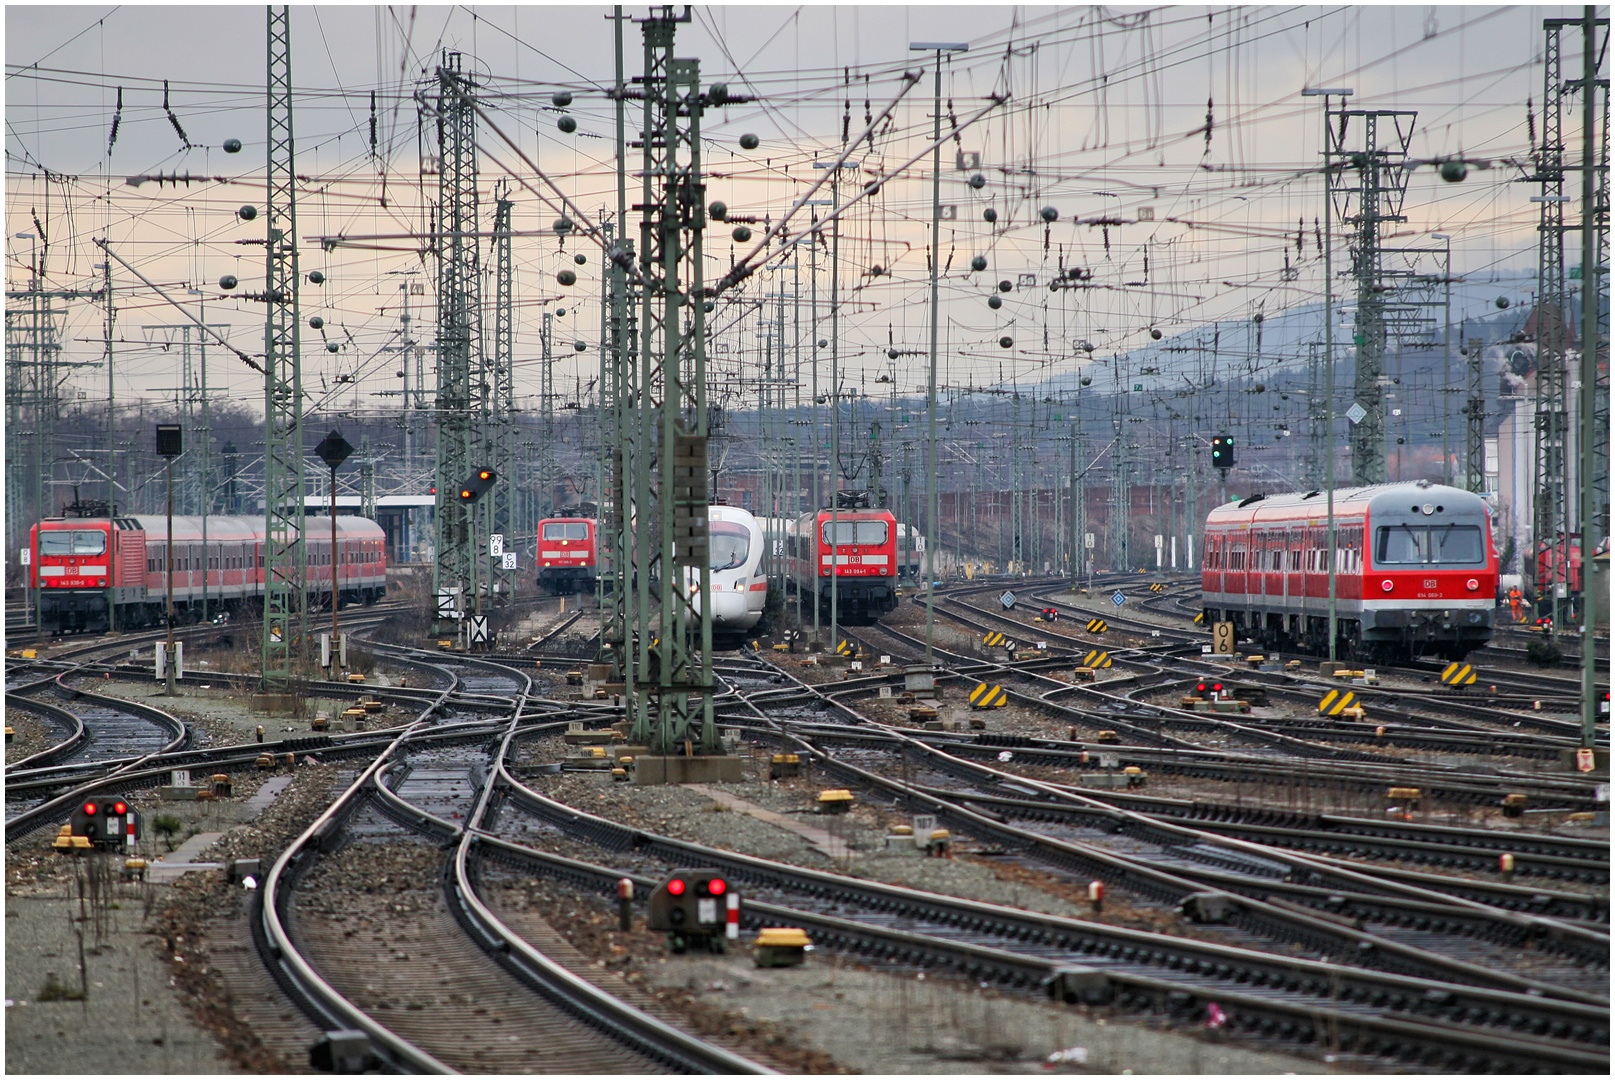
[1201, 481, 1497, 661]
[535, 516, 599, 596]
[785, 504, 900, 625]
[29, 513, 387, 635]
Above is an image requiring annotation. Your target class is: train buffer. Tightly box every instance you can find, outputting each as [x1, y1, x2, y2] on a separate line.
[1439, 661, 1477, 689]
[1083, 650, 1112, 669]
[1319, 688, 1364, 718]
[969, 682, 1009, 709]
[1085, 618, 1107, 634]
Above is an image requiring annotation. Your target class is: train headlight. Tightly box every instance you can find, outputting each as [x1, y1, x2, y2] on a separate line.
[1466, 578, 1479, 591]
[1381, 579, 1394, 592]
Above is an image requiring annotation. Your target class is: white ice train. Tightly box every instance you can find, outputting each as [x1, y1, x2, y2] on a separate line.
[690, 504, 769, 634]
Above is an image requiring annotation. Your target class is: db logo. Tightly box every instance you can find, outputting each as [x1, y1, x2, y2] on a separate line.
[1423, 579, 1438, 589]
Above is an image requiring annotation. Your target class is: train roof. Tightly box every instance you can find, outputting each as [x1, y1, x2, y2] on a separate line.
[103, 514, 385, 542]
[1207, 482, 1486, 523]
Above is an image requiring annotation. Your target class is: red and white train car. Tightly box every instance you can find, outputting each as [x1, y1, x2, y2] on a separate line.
[785, 507, 900, 625]
[1201, 481, 1497, 661]
[30, 514, 387, 635]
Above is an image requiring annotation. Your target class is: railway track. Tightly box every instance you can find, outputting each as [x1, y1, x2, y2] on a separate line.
[255, 646, 768, 1074]
[491, 758, 1608, 1073]
[724, 673, 1610, 974]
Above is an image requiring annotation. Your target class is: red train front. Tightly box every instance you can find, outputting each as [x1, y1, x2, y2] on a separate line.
[29, 518, 118, 634]
[535, 517, 598, 596]
[788, 507, 899, 625]
[1201, 481, 1497, 661]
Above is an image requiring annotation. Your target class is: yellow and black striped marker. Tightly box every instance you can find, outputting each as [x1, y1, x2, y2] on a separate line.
[1149, 582, 1166, 593]
[983, 631, 1007, 647]
[969, 682, 1009, 709]
[1193, 612, 1205, 624]
[1439, 661, 1477, 688]
[1085, 618, 1107, 634]
[1083, 650, 1112, 669]
[835, 640, 855, 656]
[1319, 688, 1358, 715]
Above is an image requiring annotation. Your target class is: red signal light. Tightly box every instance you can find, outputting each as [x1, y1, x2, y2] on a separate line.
[83, 802, 98, 815]
[1212, 683, 1223, 693]
[113, 802, 127, 815]
[478, 470, 493, 481]
[667, 878, 686, 896]
[707, 877, 727, 896]
[1196, 683, 1207, 693]
[429, 485, 437, 495]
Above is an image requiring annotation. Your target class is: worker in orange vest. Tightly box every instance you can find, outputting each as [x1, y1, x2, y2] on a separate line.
[1507, 585, 1523, 623]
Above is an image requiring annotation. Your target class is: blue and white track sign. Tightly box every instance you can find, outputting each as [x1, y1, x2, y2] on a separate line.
[1000, 591, 1016, 609]
[1111, 591, 1126, 607]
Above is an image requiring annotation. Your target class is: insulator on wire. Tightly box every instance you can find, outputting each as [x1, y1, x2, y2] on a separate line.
[163, 80, 192, 149]
[107, 87, 123, 156]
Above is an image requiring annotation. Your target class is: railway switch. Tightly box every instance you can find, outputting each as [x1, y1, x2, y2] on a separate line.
[648, 869, 736, 954]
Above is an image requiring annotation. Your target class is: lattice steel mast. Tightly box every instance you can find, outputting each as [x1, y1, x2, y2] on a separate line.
[1325, 106, 1416, 486]
[490, 187, 516, 600]
[261, 4, 308, 688]
[431, 52, 481, 628]
[625, 7, 716, 757]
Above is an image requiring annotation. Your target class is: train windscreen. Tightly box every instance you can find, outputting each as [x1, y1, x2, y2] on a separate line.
[542, 522, 589, 541]
[822, 520, 888, 546]
[1374, 524, 1483, 565]
[710, 521, 750, 570]
[39, 529, 106, 556]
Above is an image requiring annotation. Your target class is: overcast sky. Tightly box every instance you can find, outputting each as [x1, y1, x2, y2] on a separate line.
[5, 4, 1598, 420]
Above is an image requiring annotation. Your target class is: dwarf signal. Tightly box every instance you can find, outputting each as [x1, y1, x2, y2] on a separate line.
[68, 798, 141, 849]
[648, 869, 739, 954]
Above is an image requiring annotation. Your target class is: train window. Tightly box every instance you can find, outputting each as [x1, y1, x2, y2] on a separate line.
[1430, 525, 1483, 563]
[542, 522, 589, 541]
[710, 521, 751, 571]
[822, 520, 888, 547]
[72, 531, 107, 555]
[40, 532, 72, 556]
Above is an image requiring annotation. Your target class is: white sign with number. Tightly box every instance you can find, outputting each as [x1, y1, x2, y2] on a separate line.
[489, 534, 504, 557]
[501, 552, 517, 571]
[1084, 533, 1095, 549]
[19, 547, 30, 566]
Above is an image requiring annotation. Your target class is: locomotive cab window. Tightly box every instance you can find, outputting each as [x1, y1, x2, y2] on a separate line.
[40, 530, 106, 556]
[542, 522, 589, 541]
[1376, 524, 1483, 565]
[710, 521, 751, 571]
[822, 520, 888, 547]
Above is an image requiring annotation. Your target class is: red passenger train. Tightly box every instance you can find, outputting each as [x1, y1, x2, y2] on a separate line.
[29, 513, 387, 635]
[535, 516, 599, 596]
[785, 507, 900, 625]
[1201, 481, 1497, 661]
